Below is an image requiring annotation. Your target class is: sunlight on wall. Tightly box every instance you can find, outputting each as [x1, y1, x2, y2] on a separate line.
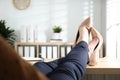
[83, 0, 94, 40]
[50, 0, 68, 42]
[16, 0, 68, 42]
[15, 0, 95, 42]
[83, 0, 94, 22]
[0, 0, 102, 43]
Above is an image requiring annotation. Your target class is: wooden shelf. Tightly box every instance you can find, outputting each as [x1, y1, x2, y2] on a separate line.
[14, 42, 73, 62]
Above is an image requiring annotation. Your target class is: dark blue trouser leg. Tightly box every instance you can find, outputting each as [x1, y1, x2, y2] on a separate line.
[34, 41, 89, 80]
[48, 41, 89, 80]
[34, 57, 66, 75]
[34, 59, 62, 75]
[34, 56, 66, 75]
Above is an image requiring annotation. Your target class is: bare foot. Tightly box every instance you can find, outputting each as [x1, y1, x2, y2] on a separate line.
[88, 27, 103, 66]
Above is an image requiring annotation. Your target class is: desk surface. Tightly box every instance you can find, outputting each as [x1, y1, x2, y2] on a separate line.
[29, 57, 120, 74]
[86, 57, 120, 74]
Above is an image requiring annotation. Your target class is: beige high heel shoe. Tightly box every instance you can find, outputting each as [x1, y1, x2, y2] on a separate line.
[74, 17, 91, 46]
[88, 27, 103, 66]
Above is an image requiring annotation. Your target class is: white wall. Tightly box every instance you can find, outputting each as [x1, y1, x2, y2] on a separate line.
[0, 0, 103, 42]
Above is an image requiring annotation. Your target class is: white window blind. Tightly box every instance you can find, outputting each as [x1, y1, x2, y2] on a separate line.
[106, 0, 120, 60]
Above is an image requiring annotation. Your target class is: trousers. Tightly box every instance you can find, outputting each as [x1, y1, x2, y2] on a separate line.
[34, 41, 89, 80]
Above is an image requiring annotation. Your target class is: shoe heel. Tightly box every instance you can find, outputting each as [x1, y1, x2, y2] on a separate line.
[75, 31, 79, 44]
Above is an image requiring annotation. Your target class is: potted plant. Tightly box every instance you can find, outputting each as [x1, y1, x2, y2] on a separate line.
[52, 25, 62, 33]
[52, 25, 62, 40]
[0, 20, 16, 46]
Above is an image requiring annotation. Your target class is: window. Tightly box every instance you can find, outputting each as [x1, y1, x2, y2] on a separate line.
[106, 0, 120, 59]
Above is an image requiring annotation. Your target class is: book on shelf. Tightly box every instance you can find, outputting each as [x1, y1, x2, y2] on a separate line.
[27, 27, 34, 42]
[47, 46, 52, 58]
[18, 46, 23, 57]
[29, 46, 35, 58]
[41, 46, 47, 58]
[52, 46, 58, 59]
[24, 46, 30, 58]
[20, 26, 27, 42]
[66, 46, 72, 54]
[60, 46, 66, 58]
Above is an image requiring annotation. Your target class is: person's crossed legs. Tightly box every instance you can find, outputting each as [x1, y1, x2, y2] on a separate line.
[34, 17, 103, 78]
[34, 17, 90, 80]
[34, 17, 90, 77]
[74, 17, 103, 66]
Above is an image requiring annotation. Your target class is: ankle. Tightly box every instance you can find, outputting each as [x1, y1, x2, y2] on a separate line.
[77, 27, 89, 43]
